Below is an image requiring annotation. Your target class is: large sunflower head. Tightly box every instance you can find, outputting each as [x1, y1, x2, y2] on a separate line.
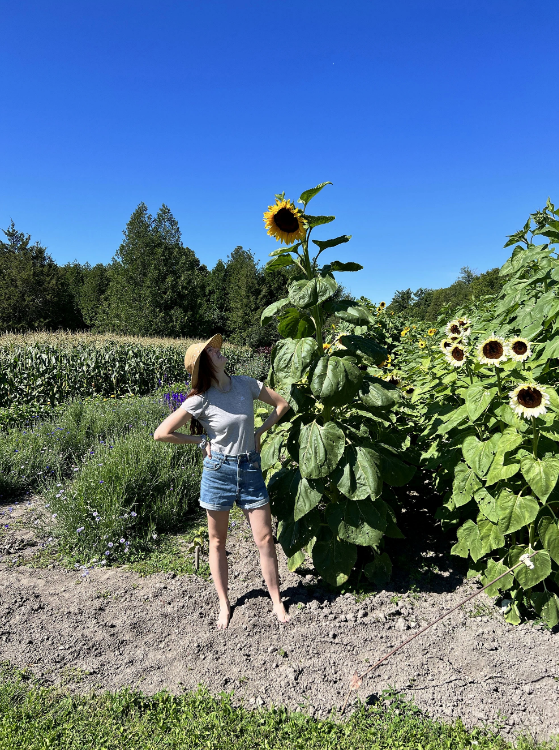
[263, 198, 307, 245]
[509, 382, 550, 419]
[477, 336, 508, 365]
[439, 338, 455, 353]
[445, 319, 462, 337]
[457, 317, 472, 338]
[507, 337, 532, 362]
[378, 301, 386, 309]
[445, 344, 467, 367]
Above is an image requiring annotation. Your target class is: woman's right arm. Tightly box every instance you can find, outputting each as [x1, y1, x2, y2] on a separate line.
[153, 407, 202, 445]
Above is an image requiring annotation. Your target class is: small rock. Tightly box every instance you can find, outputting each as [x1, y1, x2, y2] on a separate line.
[339, 614, 347, 622]
[357, 609, 367, 619]
[329, 631, 337, 639]
[522, 684, 533, 695]
[395, 618, 409, 631]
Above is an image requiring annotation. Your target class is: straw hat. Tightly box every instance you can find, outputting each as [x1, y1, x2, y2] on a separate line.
[184, 333, 223, 387]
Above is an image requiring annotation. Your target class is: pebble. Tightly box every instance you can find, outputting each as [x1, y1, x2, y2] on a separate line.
[395, 618, 409, 631]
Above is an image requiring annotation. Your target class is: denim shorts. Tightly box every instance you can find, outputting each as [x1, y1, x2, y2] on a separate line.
[199, 450, 269, 512]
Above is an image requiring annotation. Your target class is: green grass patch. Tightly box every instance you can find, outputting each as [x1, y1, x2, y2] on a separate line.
[0, 664, 553, 750]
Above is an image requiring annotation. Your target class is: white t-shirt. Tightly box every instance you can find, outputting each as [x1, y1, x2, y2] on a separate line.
[181, 375, 264, 455]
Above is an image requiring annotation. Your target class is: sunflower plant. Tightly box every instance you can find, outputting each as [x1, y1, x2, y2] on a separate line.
[258, 183, 415, 587]
[400, 201, 559, 627]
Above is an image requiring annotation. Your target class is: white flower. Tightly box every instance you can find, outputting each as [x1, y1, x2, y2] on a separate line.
[477, 336, 508, 365]
[445, 344, 467, 367]
[445, 319, 462, 337]
[507, 337, 531, 362]
[509, 382, 550, 419]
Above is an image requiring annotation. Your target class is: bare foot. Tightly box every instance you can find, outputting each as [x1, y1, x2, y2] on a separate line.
[217, 601, 231, 630]
[273, 602, 290, 624]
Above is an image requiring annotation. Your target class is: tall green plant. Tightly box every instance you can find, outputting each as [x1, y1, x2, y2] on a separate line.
[402, 200, 559, 627]
[258, 183, 415, 587]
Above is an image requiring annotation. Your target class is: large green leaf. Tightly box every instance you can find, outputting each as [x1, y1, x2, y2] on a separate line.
[465, 384, 497, 422]
[478, 517, 505, 554]
[451, 520, 484, 562]
[475, 487, 499, 523]
[452, 462, 482, 507]
[294, 477, 324, 522]
[312, 527, 357, 587]
[303, 214, 336, 228]
[298, 182, 332, 207]
[531, 591, 559, 628]
[287, 549, 306, 572]
[481, 558, 514, 596]
[537, 510, 559, 564]
[333, 445, 382, 500]
[363, 553, 392, 585]
[278, 507, 321, 558]
[324, 302, 373, 325]
[311, 234, 350, 252]
[266, 254, 296, 271]
[260, 297, 290, 326]
[485, 428, 523, 486]
[288, 276, 338, 308]
[510, 547, 552, 589]
[299, 420, 345, 478]
[277, 308, 315, 339]
[260, 432, 284, 472]
[493, 404, 529, 432]
[356, 498, 387, 531]
[267, 467, 299, 520]
[269, 243, 301, 258]
[324, 261, 363, 272]
[338, 518, 384, 547]
[462, 434, 498, 477]
[496, 488, 539, 534]
[377, 445, 416, 486]
[338, 335, 387, 364]
[520, 454, 559, 502]
[310, 356, 363, 406]
[272, 338, 319, 382]
[359, 378, 398, 408]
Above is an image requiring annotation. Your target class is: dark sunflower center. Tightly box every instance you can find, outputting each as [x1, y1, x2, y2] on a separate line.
[451, 347, 464, 361]
[512, 341, 528, 355]
[443, 341, 452, 349]
[406, 387, 415, 395]
[274, 207, 300, 233]
[482, 340, 503, 359]
[517, 387, 542, 409]
[450, 324, 460, 335]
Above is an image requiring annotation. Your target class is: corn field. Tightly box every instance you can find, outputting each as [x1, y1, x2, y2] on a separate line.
[0, 331, 269, 407]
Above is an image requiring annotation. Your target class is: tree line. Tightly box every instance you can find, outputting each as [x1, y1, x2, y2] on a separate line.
[388, 265, 502, 320]
[0, 203, 295, 347]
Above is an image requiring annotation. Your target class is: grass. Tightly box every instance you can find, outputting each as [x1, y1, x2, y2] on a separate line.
[0, 665, 554, 750]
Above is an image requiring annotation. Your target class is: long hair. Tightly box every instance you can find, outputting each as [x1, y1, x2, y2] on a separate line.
[185, 349, 227, 435]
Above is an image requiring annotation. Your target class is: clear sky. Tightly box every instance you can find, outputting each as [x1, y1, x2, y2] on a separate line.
[2, 0, 558, 303]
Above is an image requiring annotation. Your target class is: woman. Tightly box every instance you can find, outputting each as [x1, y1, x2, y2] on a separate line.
[154, 334, 291, 629]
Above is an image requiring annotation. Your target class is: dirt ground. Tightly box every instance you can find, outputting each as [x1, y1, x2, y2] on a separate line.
[1, 493, 558, 743]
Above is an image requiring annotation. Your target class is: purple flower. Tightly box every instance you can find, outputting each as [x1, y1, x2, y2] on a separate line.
[99, 480, 104, 484]
[108, 542, 113, 548]
[104, 551, 110, 556]
[130, 511, 137, 517]
[77, 527, 84, 533]
[92, 511, 98, 516]
[120, 538, 125, 544]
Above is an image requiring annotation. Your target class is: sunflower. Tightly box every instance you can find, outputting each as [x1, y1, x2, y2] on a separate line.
[507, 337, 532, 362]
[401, 327, 410, 337]
[445, 319, 462, 337]
[263, 198, 307, 245]
[383, 373, 402, 386]
[445, 344, 467, 367]
[428, 328, 437, 336]
[439, 338, 454, 353]
[402, 385, 416, 398]
[323, 343, 331, 350]
[477, 336, 508, 365]
[378, 301, 386, 309]
[509, 383, 550, 419]
[418, 340, 426, 348]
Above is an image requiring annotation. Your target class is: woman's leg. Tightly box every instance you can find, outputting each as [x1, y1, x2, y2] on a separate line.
[243, 504, 290, 624]
[206, 509, 231, 629]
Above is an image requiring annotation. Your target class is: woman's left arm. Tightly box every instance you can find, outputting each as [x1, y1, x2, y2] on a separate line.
[254, 386, 291, 452]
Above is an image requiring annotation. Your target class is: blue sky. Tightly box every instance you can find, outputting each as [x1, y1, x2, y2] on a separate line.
[2, 0, 558, 303]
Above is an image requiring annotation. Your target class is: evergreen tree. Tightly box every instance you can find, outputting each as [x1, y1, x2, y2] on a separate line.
[79, 263, 110, 328]
[103, 203, 207, 336]
[0, 221, 66, 330]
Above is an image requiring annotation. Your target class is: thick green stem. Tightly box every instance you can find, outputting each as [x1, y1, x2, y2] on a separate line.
[495, 367, 503, 398]
[532, 417, 539, 458]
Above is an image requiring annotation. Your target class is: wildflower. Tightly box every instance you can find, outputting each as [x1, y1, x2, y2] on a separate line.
[104, 551, 110, 556]
[445, 344, 467, 367]
[77, 527, 84, 533]
[427, 328, 437, 336]
[108, 542, 114, 548]
[445, 319, 462, 336]
[507, 337, 531, 362]
[120, 538, 125, 543]
[93, 511, 98, 516]
[509, 383, 550, 419]
[418, 340, 426, 349]
[152, 533, 158, 540]
[263, 197, 306, 245]
[130, 511, 137, 517]
[323, 343, 331, 350]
